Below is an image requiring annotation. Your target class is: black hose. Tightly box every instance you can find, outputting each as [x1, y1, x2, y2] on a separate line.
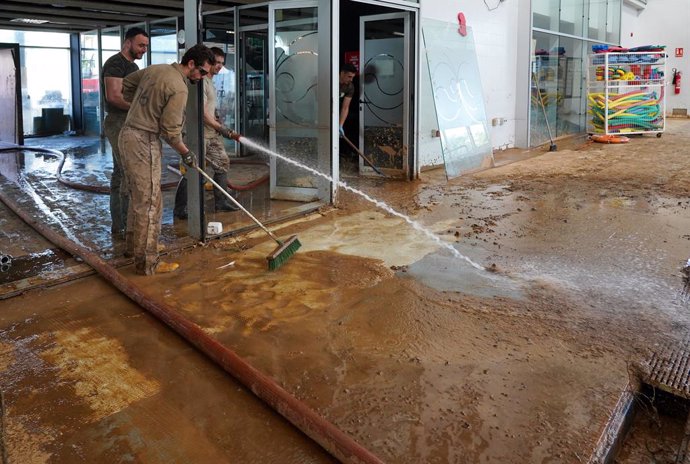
[0, 146, 177, 193]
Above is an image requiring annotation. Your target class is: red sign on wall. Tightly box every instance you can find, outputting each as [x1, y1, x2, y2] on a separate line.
[344, 51, 360, 71]
[676, 48, 684, 57]
[457, 12, 467, 36]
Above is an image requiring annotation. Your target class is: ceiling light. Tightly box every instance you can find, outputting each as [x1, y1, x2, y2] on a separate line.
[10, 18, 50, 24]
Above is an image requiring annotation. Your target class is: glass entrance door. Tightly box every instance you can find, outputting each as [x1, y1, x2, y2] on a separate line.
[359, 13, 409, 177]
[269, 1, 326, 202]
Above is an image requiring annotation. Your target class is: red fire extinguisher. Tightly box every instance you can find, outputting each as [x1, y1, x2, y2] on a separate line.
[673, 68, 682, 94]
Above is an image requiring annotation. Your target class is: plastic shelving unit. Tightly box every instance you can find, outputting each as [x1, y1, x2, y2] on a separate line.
[587, 51, 666, 136]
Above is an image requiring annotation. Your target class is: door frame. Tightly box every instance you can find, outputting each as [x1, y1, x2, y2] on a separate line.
[0, 43, 23, 144]
[237, 4, 269, 157]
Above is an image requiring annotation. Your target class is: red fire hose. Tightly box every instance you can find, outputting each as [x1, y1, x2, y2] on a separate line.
[0, 177, 384, 464]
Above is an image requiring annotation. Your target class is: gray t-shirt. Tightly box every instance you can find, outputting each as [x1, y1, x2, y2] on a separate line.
[339, 81, 355, 101]
[101, 52, 139, 115]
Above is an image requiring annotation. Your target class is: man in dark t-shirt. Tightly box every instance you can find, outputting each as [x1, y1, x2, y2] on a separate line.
[339, 63, 357, 138]
[101, 26, 149, 236]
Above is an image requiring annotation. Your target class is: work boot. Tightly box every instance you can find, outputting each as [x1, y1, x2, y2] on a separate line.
[173, 177, 188, 219]
[136, 260, 179, 275]
[154, 261, 179, 274]
[213, 172, 239, 212]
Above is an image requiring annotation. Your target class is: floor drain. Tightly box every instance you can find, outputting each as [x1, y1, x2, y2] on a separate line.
[641, 333, 690, 400]
[590, 335, 690, 463]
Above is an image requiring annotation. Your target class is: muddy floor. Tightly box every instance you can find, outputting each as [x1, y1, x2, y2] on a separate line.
[1, 120, 690, 463]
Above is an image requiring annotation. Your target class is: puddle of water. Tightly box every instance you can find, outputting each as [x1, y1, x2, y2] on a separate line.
[402, 249, 525, 300]
[240, 137, 486, 272]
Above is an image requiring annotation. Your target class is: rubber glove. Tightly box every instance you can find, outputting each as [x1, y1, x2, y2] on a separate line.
[218, 126, 240, 141]
[180, 150, 196, 168]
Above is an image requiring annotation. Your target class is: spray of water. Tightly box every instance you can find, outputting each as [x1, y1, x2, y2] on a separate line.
[240, 138, 485, 271]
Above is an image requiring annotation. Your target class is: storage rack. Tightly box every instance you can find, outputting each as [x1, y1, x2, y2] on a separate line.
[587, 51, 666, 136]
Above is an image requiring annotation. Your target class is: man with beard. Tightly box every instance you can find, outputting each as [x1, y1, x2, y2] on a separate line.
[101, 26, 149, 236]
[119, 44, 215, 275]
[174, 46, 238, 219]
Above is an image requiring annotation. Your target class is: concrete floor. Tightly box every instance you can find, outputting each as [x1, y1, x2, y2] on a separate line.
[1, 121, 690, 462]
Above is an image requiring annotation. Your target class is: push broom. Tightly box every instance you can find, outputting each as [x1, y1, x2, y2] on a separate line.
[531, 71, 557, 152]
[193, 166, 301, 271]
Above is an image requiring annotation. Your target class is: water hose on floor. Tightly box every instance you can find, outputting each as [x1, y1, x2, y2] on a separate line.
[0, 183, 384, 464]
[0, 146, 177, 193]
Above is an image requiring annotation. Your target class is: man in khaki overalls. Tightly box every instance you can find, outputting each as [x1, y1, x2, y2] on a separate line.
[173, 46, 237, 219]
[119, 44, 215, 275]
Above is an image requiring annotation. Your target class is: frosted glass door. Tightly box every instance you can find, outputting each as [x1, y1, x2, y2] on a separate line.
[269, 2, 322, 201]
[359, 13, 408, 177]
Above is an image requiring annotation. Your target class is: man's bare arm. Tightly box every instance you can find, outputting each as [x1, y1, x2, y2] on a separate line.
[104, 76, 130, 110]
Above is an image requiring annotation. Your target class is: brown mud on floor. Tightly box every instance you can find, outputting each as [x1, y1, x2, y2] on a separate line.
[0, 277, 335, 464]
[2, 119, 690, 462]
[128, 221, 690, 463]
[0, 244, 629, 463]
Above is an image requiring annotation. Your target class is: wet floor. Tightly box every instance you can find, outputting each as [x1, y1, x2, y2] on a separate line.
[0, 276, 335, 463]
[0, 136, 293, 265]
[1, 122, 690, 462]
[0, 248, 71, 285]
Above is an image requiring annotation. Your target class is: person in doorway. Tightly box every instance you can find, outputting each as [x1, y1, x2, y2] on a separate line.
[119, 44, 215, 275]
[101, 26, 149, 236]
[339, 63, 357, 138]
[174, 46, 238, 220]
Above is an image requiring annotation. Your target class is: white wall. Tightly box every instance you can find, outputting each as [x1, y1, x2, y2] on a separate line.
[419, 0, 520, 167]
[416, 0, 689, 169]
[621, 1, 690, 112]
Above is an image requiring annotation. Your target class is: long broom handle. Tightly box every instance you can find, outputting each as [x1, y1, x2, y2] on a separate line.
[193, 165, 282, 244]
[341, 134, 386, 177]
[532, 71, 555, 142]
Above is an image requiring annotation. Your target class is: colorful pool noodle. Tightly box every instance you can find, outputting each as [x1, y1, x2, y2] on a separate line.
[587, 90, 662, 132]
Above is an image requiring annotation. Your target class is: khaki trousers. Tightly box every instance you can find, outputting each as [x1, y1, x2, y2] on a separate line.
[205, 133, 229, 174]
[119, 126, 163, 275]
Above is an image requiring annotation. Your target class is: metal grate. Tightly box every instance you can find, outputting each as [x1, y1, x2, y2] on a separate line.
[643, 334, 690, 399]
